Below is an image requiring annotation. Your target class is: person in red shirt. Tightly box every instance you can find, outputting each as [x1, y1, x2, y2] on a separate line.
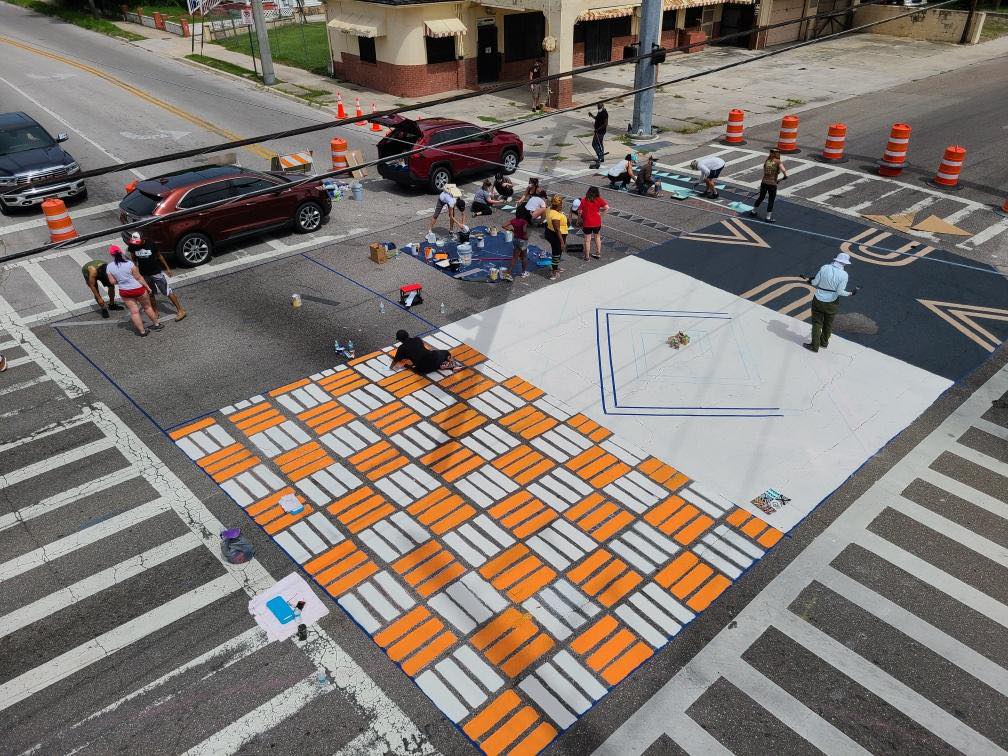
[578, 186, 609, 261]
[503, 215, 530, 278]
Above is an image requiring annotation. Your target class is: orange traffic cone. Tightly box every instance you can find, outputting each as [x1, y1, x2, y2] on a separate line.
[370, 104, 382, 132]
[42, 198, 78, 243]
[354, 97, 364, 126]
[336, 92, 346, 120]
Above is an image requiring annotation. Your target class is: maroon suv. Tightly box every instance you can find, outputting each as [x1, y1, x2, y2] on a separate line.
[374, 116, 523, 193]
[119, 165, 332, 267]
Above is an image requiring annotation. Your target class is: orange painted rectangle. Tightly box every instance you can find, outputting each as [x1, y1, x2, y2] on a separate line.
[566, 549, 610, 585]
[338, 493, 388, 527]
[655, 552, 699, 589]
[686, 574, 732, 611]
[671, 563, 714, 599]
[600, 641, 653, 685]
[428, 447, 472, 475]
[519, 418, 558, 439]
[305, 406, 352, 428]
[484, 621, 537, 664]
[582, 560, 627, 596]
[578, 501, 618, 532]
[726, 507, 751, 527]
[387, 617, 442, 661]
[513, 458, 555, 485]
[314, 548, 367, 584]
[565, 492, 606, 522]
[455, 377, 495, 400]
[510, 722, 559, 756]
[758, 527, 783, 548]
[269, 378, 311, 397]
[500, 453, 540, 479]
[657, 503, 700, 536]
[348, 350, 381, 366]
[586, 628, 635, 671]
[590, 511, 634, 543]
[570, 615, 618, 655]
[374, 606, 430, 647]
[198, 442, 245, 469]
[327, 486, 373, 517]
[344, 501, 395, 533]
[500, 405, 537, 427]
[490, 490, 531, 519]
[263, 504, 313, 534]
[246, 488, 293, 517]
[404, 548, 454, 587]
[512, 509, 557, 539]
[280, 446, 328, 474]
[240, 414, 285, 437]
[445, 415, 486, 438]
[418, 492, 464, 523]
[421, 441, 464, 466]
[202, 447, 250, 474]
[324, 378, 368, 397]
[253, 505, 283, 526]
[211, 455, 260, 483]
[566, 445, 606, 473]
[298, 400, 338, 421]
[366, 401, 406, 422]
[479, 544, 528, 580]
[644, 495, 686, 527]
[407, 487, 452, 516]
[304, 541, 355, 575]
[275, 441, 320, 468]
[438, 453, 482, 483]
[462, 690, 521, 740]
[325, 561, 378, 596]
[673, 514, 714, 545]
[590, 461, 632, 489]
[470, 607, 522, 650]
[417, 561, 465, 597]
[481, 706, 540, 756]
[372, 405, 415, 428]
[493, 555, 543, 591]
[506, 565, 556, 603]
[432, 403, 469, 424]
[380, 414, 420, 436]
[314, 413, 355, 434]
[232, 405, 274, 428]
[500, 500, 543, 529]
[347, 440, 388, 467]
[430, 503, 475, 535]
[588, 427, 611, 443]
[508, 410, 546, 434]
[169, 416, 216, 440]
[741, 517, 768, 539]
[288, 454, 336, 483]
[353, 446, 398, 472]
[596, 570, 642, 607]
[500, 632, 555, 677]
[365, 457, 408, 482]
[392, 540, 441, 574]
[492, 445, 531, 471]
[664, 472, 689, 492]
[575, 452, 619, 480]
[401, 627, 456, 675]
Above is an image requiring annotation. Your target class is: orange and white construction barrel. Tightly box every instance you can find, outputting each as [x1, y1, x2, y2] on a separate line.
[42, 198, 78, 244]
[930, 145, 966, 190]
[723, 108, 746, 145]
[996, 198, 1008, 218]
[820, 123, 848, 163]
[330, 137, 348, 173]
[878, 122, 911, 177]
[777, 114, 799, 153]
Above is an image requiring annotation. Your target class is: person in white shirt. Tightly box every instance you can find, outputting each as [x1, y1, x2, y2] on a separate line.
[523, 189, 548, 224]
[429, 188, 465, 232]
[690, 155, 727, 198]
[803, 252, 860, 353]
[607, 153, 636, 190]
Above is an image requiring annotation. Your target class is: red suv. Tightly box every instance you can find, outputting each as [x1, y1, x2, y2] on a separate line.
[374, 116, 522, 193]
[118, 165, 332, 267]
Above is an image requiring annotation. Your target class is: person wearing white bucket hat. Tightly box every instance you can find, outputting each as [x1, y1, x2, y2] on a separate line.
[803, 252, 860, 353]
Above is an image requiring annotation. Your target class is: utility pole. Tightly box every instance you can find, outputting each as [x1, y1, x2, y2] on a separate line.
[630, 0, 663, 137]
[959, 0, 978, 44]
[250, 0, 276, 85]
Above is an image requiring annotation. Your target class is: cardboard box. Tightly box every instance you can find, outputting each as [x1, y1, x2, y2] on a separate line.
[346, 150, 368, 179]
[369, 242, 388, 264]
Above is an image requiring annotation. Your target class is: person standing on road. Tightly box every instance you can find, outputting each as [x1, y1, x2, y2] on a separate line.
[503, 215, 530, 278]
[544, 194, 568, 281]
[578, 186, 608, 261]
[748, 148, 788, 223]
[127, 232, 187, 322]
[589, 103, 608, 168]
[690, 155, 726, 198]
[804, 252, 859, 353]
[81, 259, 123, 319]
[105, 245, 162, 337]
[530, 59, 545, 111]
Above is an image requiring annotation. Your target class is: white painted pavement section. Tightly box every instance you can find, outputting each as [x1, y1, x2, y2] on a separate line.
[444, 254, 950, 532]
[0, 299, 431, 755]
[594, 363, 1008, 755]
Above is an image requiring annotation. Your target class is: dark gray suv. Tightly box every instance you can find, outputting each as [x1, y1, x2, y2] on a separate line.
[0, 112, 85, 214]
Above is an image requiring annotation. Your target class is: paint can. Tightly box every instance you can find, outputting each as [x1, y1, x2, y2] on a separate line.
[474, 235, 485, 249]
[351, 182, 364, 201]
[457, 243, 472, 266]
[291, 293, 302, 308]
[504, 230, 513, 243]
[489, 266, 499, 281]
[297, 623, 308, 641]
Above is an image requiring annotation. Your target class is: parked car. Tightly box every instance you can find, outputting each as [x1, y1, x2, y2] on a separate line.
[374, 116, 523, 193]
[0, 112, 85, 214]
[118, 165, 331, 267]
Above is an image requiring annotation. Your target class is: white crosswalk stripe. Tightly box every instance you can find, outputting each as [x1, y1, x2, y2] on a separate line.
[0, 300, 431, 755]
[599, 362, 1008, 755]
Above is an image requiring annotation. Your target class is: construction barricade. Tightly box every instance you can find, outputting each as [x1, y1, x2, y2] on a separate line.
[723, 108, 745, 145]
[930, 145, 966, 190]
[42, 198, 78, 243]
[878, 123, 911, 177]
[820, 123, 848, 163]
[270, 150, 314, 175]
[777, 115, 799, 153]
[331, 137, 348, 173]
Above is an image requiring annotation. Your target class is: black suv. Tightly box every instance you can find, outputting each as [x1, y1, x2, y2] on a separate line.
[0, 112, 85, 214]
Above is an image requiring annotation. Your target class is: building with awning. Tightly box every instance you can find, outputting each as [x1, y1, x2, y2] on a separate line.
[324, 0, 829, 102]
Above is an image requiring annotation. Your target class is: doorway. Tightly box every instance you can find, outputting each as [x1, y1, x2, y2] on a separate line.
[714, 4, 756, 47]
[576, 17, 631, 66]
[477, 24, 499, 83]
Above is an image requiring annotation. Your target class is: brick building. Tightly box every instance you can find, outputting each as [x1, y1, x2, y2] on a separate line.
[325, 0, 815, 106]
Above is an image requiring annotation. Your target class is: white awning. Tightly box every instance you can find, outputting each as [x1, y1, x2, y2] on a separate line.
[328, 13, 384, 38]
[664, 0, 753, 7]
[577, 5, 635, 21]
[424, 18, 467, 37]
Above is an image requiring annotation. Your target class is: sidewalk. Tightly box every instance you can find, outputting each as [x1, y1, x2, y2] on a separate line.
[117, 20, 1008, 165]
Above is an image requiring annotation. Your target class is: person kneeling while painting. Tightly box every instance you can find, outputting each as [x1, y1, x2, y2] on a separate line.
[390, 330, 463, 374]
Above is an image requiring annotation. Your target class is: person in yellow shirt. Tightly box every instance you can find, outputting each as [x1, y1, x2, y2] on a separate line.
[544, 194, 568, 281]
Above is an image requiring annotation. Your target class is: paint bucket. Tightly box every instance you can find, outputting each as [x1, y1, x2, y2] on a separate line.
[504, 230, 513, 243]
[474, 235, 485, 249]
[351, 182, 364, 201]
[457, 243, 472, 266]
[291, 293, 302, 308]
[425, 231, 437, 244]
[489, 266, 498, 281]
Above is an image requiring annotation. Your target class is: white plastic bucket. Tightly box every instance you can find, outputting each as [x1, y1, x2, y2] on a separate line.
[457, 242, 472, 266]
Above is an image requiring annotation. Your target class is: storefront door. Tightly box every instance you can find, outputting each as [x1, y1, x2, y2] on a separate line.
[583, 19, 614, 66]
[477, 25, 500, 83]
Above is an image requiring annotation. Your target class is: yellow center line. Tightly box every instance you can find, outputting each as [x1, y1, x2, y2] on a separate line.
[0, 34, 276, 162]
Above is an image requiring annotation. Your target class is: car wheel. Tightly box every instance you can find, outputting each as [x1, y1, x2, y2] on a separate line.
[75, 187, 88, 204]
[294, 201, 323, 233]
[429, 166, 453, 193]
[501, 149, 519, 175]
[0, 198, 10, 216]
[175, 232, 212, 267]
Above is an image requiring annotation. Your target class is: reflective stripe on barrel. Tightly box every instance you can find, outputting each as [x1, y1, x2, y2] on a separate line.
[821, 122, 846, 161]
[777, 114, 799, 153]
[42, 197, 78, 243]
[724, 108, 745, 144]
[932, 145, 966, 188]
[331, 136, 349, 171]
[878, 122, 911, 177]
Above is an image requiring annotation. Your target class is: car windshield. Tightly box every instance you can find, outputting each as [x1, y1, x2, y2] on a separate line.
[0, 125, 55, 155]
[121, 190, 162, 217]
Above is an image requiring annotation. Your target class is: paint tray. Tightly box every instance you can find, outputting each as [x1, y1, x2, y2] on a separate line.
[266, 596, 296, 624]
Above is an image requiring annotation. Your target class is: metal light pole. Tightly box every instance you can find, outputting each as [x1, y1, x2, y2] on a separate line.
[630, 0, 663, 136]
[250, 0, 276, 85]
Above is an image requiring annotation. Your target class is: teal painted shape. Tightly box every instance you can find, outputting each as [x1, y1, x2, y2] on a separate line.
[729, 201, 754, 213]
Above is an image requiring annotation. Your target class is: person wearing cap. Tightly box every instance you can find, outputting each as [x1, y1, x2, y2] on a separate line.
[105, 245, 162, 337]
[691, 155, 726, 198]
[126, 231, 186, 322]
[81, 259, 123, 319]
[804, 252, 859, 353]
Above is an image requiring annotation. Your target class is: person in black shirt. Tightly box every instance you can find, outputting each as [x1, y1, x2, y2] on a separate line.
[589, 103, 607, 168]
[127, 232, 187, 321]
[391, 330, 463, 374]
[493, 171, 514, 200]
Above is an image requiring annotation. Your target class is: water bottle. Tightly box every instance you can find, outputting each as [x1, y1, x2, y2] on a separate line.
[440, 302, 447, 315]
[379, 300, 385, 314]
[334, 339, 342, 353]
[346, 340, 355, 358]
[316, 669, 328, 688]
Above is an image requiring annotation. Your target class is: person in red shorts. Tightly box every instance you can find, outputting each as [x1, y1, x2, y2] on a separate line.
[578, 185, 609, 261]
[105, 245, 162, 337]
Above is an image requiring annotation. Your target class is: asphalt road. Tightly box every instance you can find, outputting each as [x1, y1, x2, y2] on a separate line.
[1, 8, 1007, 756]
